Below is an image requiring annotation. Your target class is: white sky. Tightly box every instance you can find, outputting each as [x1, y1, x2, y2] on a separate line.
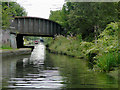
[16, 0, 65, 19]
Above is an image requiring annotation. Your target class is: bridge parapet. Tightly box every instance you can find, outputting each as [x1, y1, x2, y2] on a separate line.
[11, 16, 63, 36]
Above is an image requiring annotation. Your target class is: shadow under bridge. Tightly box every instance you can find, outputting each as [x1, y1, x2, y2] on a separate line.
[10, 16, 64, 48]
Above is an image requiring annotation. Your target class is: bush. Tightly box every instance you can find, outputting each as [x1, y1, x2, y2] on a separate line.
[47, 22, 119, 72]
[96, 52, 118, 72]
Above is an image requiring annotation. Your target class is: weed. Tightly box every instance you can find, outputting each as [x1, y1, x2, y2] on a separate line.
[0, 45, 12, 49]
[96, 52, 118, 72]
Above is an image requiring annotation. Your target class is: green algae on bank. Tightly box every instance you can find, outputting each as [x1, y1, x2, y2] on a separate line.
[1, 48, 31, 57]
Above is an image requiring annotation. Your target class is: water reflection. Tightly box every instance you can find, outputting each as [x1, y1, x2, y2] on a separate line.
[2, 55, 30, 89]
[30, 43, 46, 65]
[2, 43, 118, 89]
[47, 53, 118, 89]
[3, 43, 64, 89]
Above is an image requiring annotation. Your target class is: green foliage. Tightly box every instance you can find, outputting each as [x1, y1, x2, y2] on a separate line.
[48, 35, 82, 57]
[99, 22, 118, 37]
[84, 33, 95, 42]
[93, 22, 119, 72]
[2, 5, 13, 29]
[96, 52, 118, 72]
[49, 10, 62, 24]
[48, 22, 119, 72]
[86, 22, 118, 59]
[0, 45, 12, 49]
[43, 37, 54, 47]
[2, 2, 27, 29]
[98, 22, 118, 52]
[49, 5, 68, 28]
[76, 34, 82, 42]
[49, 2, 118, 40]
[68, 2, 118, 37]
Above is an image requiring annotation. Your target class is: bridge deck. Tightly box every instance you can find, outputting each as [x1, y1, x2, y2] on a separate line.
[10, 16, 63, 36]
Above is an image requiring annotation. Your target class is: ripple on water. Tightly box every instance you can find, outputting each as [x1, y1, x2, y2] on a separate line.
[5, 43, 64, 89]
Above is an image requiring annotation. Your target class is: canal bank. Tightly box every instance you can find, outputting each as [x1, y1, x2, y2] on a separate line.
[45, 34, 119, 79]
[0, 48, 31, 57]
[46, 46, 119, 79]
[46, 47, 84, 59]
[2, 47, 119, 89]
[1, 44, 119, 89]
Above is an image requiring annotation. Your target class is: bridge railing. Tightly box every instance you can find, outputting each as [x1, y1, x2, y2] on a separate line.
[10, 16, 63, 36]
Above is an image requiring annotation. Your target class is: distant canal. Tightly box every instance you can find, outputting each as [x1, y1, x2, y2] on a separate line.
[2, 44, 118, 89]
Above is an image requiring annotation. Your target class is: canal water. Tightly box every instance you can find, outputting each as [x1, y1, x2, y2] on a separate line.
[2, 44, 118, 89]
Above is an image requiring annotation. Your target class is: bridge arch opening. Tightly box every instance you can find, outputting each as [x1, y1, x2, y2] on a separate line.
[10, 16, 64, 50]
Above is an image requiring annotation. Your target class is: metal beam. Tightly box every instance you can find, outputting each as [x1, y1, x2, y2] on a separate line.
[12, 16, 63, 36]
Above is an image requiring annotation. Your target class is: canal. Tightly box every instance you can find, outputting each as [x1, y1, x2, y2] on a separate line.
[2, 44, 118, 89]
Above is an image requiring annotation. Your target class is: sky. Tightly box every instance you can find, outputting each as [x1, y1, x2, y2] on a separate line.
[16, 0, 65, 19]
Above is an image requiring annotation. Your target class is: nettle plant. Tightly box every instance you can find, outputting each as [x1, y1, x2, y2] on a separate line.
[95, 22, 119, 72]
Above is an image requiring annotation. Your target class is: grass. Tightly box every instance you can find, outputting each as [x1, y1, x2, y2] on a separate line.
[47, 35, 119, 72]
[95, 52, 118, 72]
[0, 45, 12, 49]
[45, 22, 119, 72]
[48, 36, 84, 58]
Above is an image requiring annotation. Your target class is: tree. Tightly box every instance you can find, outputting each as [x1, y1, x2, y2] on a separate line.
[67, 2, 118, 39]
[49, 4, 70, 35]
[2, 2, 27, 29]
[49, 2, 118, 41]
[49, 10, 62, 24]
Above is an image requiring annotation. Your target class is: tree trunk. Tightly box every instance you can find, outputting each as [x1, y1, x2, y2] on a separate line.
[94, 25, 97, 45]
